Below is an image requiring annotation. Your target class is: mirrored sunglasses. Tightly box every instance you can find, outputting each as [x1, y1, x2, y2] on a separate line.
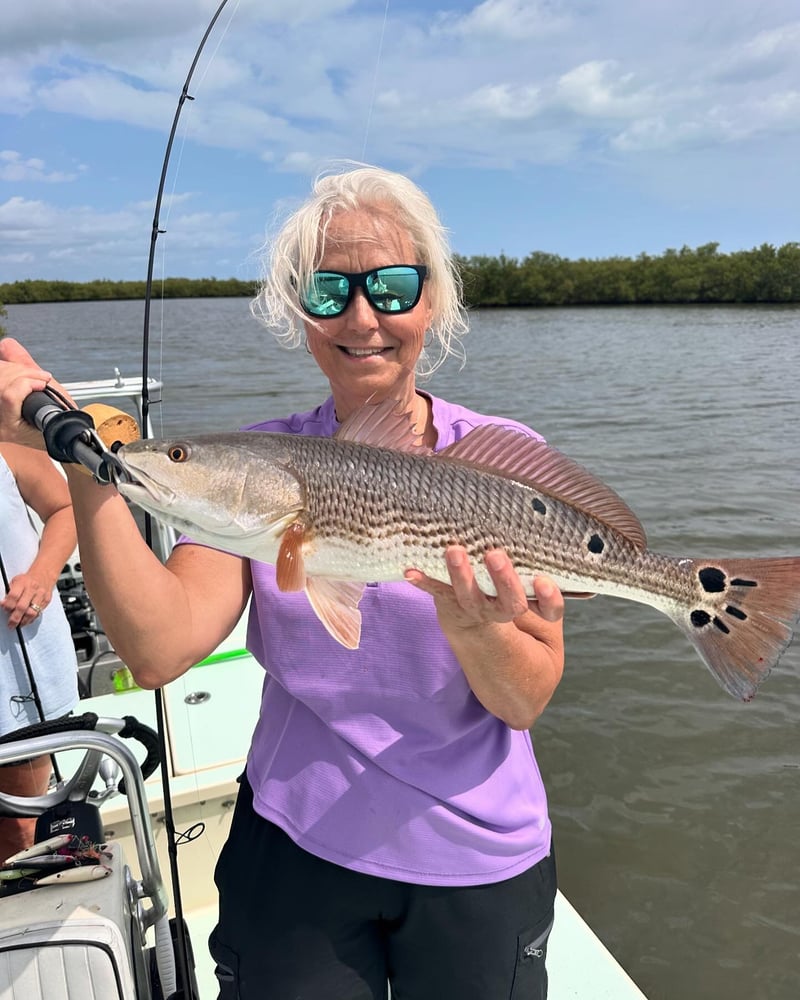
[299, 265, 428, 318]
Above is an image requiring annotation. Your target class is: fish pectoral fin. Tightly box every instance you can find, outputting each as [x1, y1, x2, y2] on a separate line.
[276, 523, 364, 647]
[305, 578, 365, 649]
[276, 522, 308, 592]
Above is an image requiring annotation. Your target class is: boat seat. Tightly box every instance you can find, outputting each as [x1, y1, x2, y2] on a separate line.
[0, 843, 141, 1000]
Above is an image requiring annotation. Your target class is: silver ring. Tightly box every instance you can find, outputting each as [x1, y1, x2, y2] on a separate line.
[29, 602, 43, 615]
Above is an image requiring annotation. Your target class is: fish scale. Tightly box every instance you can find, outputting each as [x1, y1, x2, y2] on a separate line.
[115, 402, 800, 702]
[296, 437, 656, 598]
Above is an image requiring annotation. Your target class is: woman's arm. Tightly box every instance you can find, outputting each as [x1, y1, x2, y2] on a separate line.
[0, 338, 251, 686]
[0, 442, 77, 628]
[63, 468, 252, 689]
[406, 547, 565, 730]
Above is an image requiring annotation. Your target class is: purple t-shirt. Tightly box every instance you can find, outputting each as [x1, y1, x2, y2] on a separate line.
[239, 393, 552, 886]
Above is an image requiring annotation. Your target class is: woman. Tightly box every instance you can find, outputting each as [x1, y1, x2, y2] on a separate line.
[0, 166, 564, 999]
[0, 440, 79, 861]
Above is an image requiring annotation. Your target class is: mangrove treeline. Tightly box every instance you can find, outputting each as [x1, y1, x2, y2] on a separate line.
[1, 243, 799, 314]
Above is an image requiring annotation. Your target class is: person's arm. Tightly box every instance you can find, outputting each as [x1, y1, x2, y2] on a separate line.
[0, 338, 251, 685]
[0, 442, 77, 628]
[62, 463, 251, 690]
[405, 547, 565, 730]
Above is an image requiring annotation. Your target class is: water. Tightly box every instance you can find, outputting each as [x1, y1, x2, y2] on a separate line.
[5, 300, 800, 998]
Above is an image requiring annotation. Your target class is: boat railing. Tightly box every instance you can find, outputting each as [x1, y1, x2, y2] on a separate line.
[0, 727, 168, 931]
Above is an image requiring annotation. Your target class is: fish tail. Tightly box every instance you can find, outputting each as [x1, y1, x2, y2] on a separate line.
[673, 556, 800, 701]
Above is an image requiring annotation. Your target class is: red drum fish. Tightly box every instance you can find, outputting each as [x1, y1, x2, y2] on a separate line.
[115, 399, 800, 701]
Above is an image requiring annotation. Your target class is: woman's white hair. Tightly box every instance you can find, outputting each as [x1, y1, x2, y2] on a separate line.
[251, 164, 468, 377]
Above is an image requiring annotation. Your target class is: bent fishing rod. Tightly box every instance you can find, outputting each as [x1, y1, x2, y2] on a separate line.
[140, 0, 235, 439]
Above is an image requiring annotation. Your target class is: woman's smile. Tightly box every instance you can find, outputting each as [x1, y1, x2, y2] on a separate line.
[337, 344, 390, 358]
[304, 208, 432, 422]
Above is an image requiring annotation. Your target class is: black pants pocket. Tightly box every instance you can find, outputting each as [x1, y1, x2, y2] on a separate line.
[510, 914, 554, 1000]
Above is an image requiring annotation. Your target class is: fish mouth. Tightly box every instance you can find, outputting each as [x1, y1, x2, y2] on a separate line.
[111, 458, 177, 508]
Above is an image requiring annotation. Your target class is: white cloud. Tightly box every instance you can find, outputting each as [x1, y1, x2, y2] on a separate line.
[0, 251, 34, 265]
[611, 82, 800, 153]
[754, 87, 800, 123]
[0, 1, 217, 55]
[712, 21, 800, 83]
[438, 0, 571, 41]
[460, 83, 543, 121]
[2, 1, 798, 170]
[0, 193, 244, 279]
[278, 151, 318, 173]
[0, 149, 83, 183]
[611, 117, 704, 153]
[35, 73, 174, 130]
[555, 61, 654, 119]
[1, 1, 799, 278]
[0, 195, 142, 249]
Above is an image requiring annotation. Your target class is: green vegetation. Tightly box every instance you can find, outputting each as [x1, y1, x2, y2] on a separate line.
[0, 301, 6, 337]
[0, 276, 256, 305]
[1, 242, 799, 308]
[454, 242, 800, 307]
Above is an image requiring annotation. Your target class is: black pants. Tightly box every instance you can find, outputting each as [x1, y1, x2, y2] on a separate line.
[209, 775, 557, 999]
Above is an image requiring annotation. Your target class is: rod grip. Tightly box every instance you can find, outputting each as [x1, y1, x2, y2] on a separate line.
[21, 391, 61, 431]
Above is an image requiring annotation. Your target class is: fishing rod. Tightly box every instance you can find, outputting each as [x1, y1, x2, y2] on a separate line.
[137, 3, 236, 998]
[20, 29, 240, 986]
[140, 0, 235, 439]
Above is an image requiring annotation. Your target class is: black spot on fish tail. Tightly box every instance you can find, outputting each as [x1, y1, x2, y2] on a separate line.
[532, 497, 547, 515]
[698, 567, 726, 593]
[587, 533, 605, 554]
[678, 555, 800, 702]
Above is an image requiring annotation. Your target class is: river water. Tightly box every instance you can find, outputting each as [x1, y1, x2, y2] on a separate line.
[5, 300, 800, 999]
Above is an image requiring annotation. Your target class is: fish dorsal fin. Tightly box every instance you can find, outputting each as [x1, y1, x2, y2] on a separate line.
[335, 398, 432, 454]
[440, 425, 648, 550]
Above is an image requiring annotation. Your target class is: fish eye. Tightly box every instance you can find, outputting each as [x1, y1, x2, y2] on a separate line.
[167, 443, 191, 463]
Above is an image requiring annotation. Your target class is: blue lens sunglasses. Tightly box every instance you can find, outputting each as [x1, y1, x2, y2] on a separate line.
[299, 265, 428, 318]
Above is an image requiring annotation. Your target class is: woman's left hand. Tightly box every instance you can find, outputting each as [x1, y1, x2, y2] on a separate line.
[405, 546, 563, 629]
[405, 546, 565, 729]
[1, 570, 51, 629]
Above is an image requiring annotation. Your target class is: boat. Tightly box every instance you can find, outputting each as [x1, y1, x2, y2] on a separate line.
[0, 371, 647, 999]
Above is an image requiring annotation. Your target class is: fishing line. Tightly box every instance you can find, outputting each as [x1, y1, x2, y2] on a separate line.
[361, 0, 391, 160]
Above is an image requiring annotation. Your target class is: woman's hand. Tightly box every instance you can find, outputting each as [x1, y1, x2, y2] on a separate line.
[0, 441, 77, 629]
[405, 546, 565, 729]
[405, 546, 563, 629]
[1, 569, 54, 629]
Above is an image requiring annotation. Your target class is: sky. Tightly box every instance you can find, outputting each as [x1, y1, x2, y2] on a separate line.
[1, 0, 799, 283]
